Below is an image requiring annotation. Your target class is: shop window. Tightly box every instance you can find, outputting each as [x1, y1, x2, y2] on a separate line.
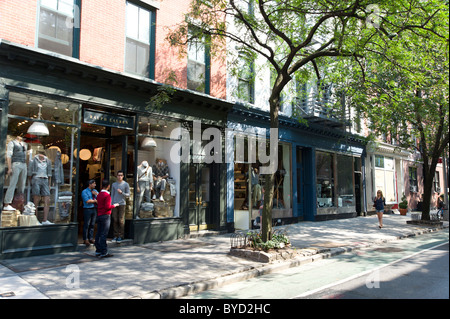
[233, 141, 291, 229]
[375, 155, 396, 203]
[125, 2, 155, 78]
[136, 117, 180, 219]
[336, 154, 354, 207]
[187, 27, 210, 93]
[316, 151, 335, 207]
[2, 92, 79, 228]
[37, 0, 79, 57]
[316, 151, 358, 211]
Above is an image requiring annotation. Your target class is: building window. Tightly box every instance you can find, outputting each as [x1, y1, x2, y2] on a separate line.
[37, 0, 79, 57]
[237, 54, 254, 104]
[409, 167, 418, 193]
[125, 2, 155, 78]
[433, 171, 441, 193]
[187, 27, 210, 93]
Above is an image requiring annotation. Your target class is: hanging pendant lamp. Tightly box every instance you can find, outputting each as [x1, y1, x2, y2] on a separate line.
[141, 121, 157, 149]
[27, 104, 49, 136]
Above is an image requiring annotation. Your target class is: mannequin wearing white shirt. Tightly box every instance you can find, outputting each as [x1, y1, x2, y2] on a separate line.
[136, 161, 153, 211]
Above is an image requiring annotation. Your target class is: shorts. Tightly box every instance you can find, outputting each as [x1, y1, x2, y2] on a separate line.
[376, 209, 384, 213]
[31, 176, 51, 197]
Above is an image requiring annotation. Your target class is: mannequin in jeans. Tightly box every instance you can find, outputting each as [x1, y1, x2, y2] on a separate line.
[28, 151, 53, 225]
[3, 136, 28, 211]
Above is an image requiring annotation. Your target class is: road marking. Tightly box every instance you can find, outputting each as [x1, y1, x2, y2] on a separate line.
[293, 241, 448, 298]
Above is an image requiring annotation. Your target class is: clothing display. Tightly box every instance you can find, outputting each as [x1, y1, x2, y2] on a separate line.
[136, 161, 153, 211]
[28, 153, 52, 197]
[4, 137, 28, 208]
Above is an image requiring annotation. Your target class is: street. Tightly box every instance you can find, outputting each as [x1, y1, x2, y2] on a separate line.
[185, 229, 449, 299]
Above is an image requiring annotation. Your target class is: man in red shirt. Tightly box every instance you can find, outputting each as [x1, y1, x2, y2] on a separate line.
[94, 179, 119, 258]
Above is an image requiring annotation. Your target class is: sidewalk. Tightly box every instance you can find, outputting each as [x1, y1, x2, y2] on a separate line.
[0, 213, 448, 299]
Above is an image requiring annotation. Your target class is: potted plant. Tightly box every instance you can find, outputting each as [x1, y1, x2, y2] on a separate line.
[399, 193, 408, 215]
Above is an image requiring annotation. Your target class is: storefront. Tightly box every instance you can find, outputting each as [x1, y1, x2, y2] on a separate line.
[227, 105, 365, 229]
[365, 141, 411, 212]
[0, 41, 231, 259]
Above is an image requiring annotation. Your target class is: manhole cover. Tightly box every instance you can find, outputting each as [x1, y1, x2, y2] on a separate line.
[373, 247, 403, 253]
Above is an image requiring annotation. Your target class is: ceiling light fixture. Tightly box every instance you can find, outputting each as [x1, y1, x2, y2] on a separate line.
[27, 104, 49, 136]
[141, 120, 157, 149]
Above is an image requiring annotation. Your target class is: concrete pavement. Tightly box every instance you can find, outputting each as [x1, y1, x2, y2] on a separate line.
[0, 213, 448, 299]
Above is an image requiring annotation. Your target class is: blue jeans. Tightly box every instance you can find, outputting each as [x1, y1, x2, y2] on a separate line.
[83, 208, 97, 240]
[95, 214, 111, 255]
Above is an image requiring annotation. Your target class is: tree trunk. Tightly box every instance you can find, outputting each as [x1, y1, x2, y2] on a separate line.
[261, 95, 280, 242]
[421, 160, 438, 221]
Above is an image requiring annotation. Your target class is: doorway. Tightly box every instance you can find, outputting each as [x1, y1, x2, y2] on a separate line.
[296, 147, 304, 218]
[188, 163, 215, 231]
[77, 124, 135, 241]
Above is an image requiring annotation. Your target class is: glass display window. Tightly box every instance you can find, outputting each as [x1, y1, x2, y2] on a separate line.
[374, 155, 396, 203]
[136, 116, 181, 219]
[316, 151, 335, 208]
[316, 150, 358, 212]
[2, 92, 80, 227]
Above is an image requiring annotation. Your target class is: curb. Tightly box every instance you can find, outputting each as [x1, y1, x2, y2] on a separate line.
[134, 224, 448, 299]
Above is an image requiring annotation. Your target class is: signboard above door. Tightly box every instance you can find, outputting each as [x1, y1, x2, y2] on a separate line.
[83, 109, 134, 130]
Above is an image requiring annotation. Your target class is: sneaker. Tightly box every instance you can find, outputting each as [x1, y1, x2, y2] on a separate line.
[152, 195, 156, 200]
[116, 237, 122, 243]
[41, 220, 54, 225]
[98, 253, 114, 259]
[3, 205, 16, 211]
[159, 196, 164, 201]
[111, 237, 117, 243]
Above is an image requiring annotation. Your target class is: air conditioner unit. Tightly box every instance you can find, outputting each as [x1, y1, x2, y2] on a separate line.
[409, 185, 417, 192]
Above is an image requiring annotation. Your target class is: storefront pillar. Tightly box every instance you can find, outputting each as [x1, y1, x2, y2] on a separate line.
[0, 83, 9, 206]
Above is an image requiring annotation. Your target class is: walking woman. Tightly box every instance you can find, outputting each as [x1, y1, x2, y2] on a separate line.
[374, 190, 386, 228]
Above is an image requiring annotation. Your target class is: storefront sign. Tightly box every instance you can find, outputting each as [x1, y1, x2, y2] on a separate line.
[83, 109, 134, 130]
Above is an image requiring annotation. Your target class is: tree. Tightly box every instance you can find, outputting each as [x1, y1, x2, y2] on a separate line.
[166, 0, 446, 240]
[330, 4, 449, 220]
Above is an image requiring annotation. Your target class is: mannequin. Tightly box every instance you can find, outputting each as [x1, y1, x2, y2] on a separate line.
[251, 167, 262, 207]
[3, 136, 28, 211]
[152, 159, 169, 201]
[28, 150, 53, 225]
[136, 161, 153, 210]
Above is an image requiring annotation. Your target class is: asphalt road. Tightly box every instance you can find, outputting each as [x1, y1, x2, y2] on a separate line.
[186, 229, 449, 299]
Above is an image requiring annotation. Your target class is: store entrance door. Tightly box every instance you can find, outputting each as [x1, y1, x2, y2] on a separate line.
[296, 147, 304, 218]
[188, 163, 214, 231]
[78, 128, 132, 241]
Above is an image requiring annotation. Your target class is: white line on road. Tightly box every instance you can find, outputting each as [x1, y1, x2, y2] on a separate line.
[293, 241, 449, 298]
